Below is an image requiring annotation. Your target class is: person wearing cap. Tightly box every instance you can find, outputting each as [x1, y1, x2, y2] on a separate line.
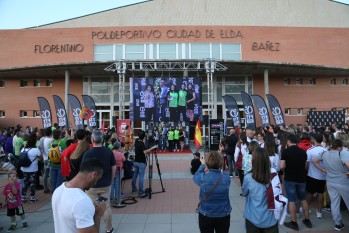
[110, 141, 126, 204]
[191, 152, 201, 175]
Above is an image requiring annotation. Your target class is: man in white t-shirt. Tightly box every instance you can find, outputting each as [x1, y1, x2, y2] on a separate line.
[40, 127, 53, 193]
[305, 133, 327, 219]
[52, 159, 106, 233]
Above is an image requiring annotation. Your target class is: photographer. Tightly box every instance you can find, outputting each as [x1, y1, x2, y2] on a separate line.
[132, 131, 157, 198]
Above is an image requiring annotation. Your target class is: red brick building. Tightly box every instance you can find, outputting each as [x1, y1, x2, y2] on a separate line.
[0, 0, 348, 129]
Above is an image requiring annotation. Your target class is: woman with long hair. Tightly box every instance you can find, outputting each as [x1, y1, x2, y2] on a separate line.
[144, 84, 155, 122]
[186, 83, 196, 121]
[193, 151, 232, 233]
[242, 148, 279, 233]
[264, 132, 280, 172]
[234, 132, 249, 187]
[168, 84, 179, 122]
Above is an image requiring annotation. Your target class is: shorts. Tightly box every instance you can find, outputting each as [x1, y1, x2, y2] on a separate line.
[306, 176, 326, 194]
[284, 180, 306, 202]
[7, 205, 25, 217]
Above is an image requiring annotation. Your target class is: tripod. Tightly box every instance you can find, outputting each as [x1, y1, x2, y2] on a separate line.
[147, 149, 165, 199]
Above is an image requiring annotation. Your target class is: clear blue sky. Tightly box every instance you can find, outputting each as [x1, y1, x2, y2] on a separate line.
[0, 0, 348, 29]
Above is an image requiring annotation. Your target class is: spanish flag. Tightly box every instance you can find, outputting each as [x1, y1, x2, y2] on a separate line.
[80, 106, 93, 120]
[194, 119, 202, 148]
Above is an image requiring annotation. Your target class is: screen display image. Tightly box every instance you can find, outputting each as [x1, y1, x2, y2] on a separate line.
[131, 77, 202, 123]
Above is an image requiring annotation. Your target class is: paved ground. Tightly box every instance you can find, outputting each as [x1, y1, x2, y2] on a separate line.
[0, 150, 348, 233]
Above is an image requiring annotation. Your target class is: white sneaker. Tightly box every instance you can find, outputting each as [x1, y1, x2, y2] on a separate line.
[316, 211, 322, 219]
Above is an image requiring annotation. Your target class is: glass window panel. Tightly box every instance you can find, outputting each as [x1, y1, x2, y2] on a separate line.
[125, 53, 144, 59]
[159, 53, 176, 59]
[191, 53, 210, 59]
[114, 83, 119, 102]
[125, 44, 143, 53]
[125, 93, 130, 102]
[94, 45, 113, 53]
[217, 83, 222, 101]
[225, 84, 245, 93]
[83, 79, 89, 94]
[212, 43, 220, 59]
[178, 44, 182, 59]
[91, 86, 110, 94]
[222, 44, 240, 53]
[91, 95, 110, 103]
[202, 84, 208, 93]
[91, 77, 111, 84]
[231, 94, 242, 103]
[202, 93, 208, 102]
[159, 44, 176, 53]
[185, 43, 189, 58]
[248, 76, 253, 94]
[222, 53, 241, 60]
[191, 43, 210, 52]
[115, 45, 123, 59]
[94, 54, 113, 61]
[225, 76, 245, 84]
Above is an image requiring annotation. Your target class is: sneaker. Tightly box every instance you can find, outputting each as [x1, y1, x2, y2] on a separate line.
[22, 222, 28, 229]
[316, 211, 322, 219]
[106, 227, 114, 233]
[139, 192, 147, 198]
[323, 207, 332, 213]
[284, 221, 299, 231]
[302, 218, 312, 228]
[299, 207, 312, 215]
[335, 223, 345, 231]
[30, 197, 38, 203]
[21, 196, 27, 203]
[7, 224, 16, 232]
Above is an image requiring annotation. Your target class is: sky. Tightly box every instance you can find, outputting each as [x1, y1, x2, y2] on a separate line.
[0, 0, 348, 29]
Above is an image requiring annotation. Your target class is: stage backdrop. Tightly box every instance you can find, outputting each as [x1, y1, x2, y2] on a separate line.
[307, 110, 345, 128]
[131, 77, 202, 123]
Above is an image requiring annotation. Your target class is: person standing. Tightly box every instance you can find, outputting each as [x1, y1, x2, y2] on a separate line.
[313, 139, 349, 231]
[144, 84, 155, 122]
[225, 129, 238, 177]
[173, 126, 180, 152]
[49, 130, 66, 193]
[242, 148, 278, 233]
[110, 141, 126, 204]
[52, 159, 107, 233]
[159, 79, 169, 122]
[280, 134, 312, 231]
[178, 84, 187, 122]
[167, 126, 174, 152]
[81, 129, 116, 233]
[193, 151, 232, 233]
[40, 127, 53, 193]
[186, 83, 196, 122]
[168, 84, 179, 122]
[132, 131, 158, 198]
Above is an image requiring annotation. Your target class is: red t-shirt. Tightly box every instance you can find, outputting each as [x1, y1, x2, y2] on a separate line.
[2, 181, 21, 209]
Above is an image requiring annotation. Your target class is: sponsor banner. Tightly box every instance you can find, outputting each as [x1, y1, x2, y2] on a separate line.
[209, 119, 224, 151]
[240, 91, 256, 130]
[68, 94, 84, 130]
[307, 110, 345, 128]
[81, 95, 97, 128]
[37, 97, 52, 129]
[266, 94, 286, 126]
[251, 95, 270, 128]
[222, 95, 241, 127]
[52, 95, 68, 128]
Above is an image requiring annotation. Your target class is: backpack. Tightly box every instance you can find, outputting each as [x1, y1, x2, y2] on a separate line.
[18, 148, 35, 167]
[48, 141, 62, 164]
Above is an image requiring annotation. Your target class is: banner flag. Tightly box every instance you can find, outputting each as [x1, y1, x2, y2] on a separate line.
[240, 91, 256, 130]
[251, 95, 270, 128]
[37, 97, 52, 129]
[117, 119, 131, 143]
[80, 106, 94, 121]
[52, 95, 68, 129]
[194, 119, 202, 147]
[222, 95, 241, 127]
[68, 94, 84, 129]
[266, 94, 286, 126]
[81, 95, 97, 128]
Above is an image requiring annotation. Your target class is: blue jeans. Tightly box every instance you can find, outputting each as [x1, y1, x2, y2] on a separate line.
[110, 172, 123, 200]
[132, 162, 146, 194]
[43, 160, 50, 192]
[50, 166, 63, 193]
[284, 180, 306, 202]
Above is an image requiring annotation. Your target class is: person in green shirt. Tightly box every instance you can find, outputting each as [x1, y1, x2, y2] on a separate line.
[167, 126, 174, 152]
[14, 131, 25, 156]
[178, 84, 187, 122]
[168, 84, 179, 122]
[173, 126, 180, 152]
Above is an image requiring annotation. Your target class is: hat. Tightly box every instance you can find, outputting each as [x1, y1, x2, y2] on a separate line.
[113, 141, 121, 149]
[194, 152, 200, 157]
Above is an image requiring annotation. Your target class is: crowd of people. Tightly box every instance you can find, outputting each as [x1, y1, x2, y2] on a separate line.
[192, 122, 349, 233]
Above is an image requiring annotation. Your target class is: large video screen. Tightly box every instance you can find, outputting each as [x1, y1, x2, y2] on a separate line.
[131, 77, 202, 122]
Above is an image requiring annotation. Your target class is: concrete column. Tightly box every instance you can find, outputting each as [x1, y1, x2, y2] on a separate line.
[264, 69, 269, 95]
[65, 70, 70, 125]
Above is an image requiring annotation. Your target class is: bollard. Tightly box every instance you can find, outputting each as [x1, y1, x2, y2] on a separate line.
[113, 166, 126, 208]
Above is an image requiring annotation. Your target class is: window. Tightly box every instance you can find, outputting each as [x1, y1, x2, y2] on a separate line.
[0, 110, 5, 117]
[158, 44, 176, 59]
[94, 44, 113, 61]
[309, 78, 316, 85]
[191, 43, 210, 59]
[295, 79, 302, 85]
[297, 108, 303, 115]
[331, 78, 336, 85]
[285, 108, 290, 115]
[46, 80, 52, 87]
[33, 110, 40, 117]
[20, 80, 28, 87]
[309, 108, 316, 112]
[283, 78, 290, 85]
[221, 44, 241, 60]
[20, 110, 27, 117]
[342, 78, 348, 85]
[34, 80, 40, 87]
[125, 44, 144, 59]
[0, 80, 4, 87]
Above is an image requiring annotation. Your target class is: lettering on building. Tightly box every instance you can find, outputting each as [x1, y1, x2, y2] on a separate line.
[34, 44, 84, 53]
[252, 41, 280, 51]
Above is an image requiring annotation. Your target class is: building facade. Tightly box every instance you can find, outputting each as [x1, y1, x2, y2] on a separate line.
[0, 0, 348, 129]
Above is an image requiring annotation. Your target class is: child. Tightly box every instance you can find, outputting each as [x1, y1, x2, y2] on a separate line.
[2, 171, 28, 232]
